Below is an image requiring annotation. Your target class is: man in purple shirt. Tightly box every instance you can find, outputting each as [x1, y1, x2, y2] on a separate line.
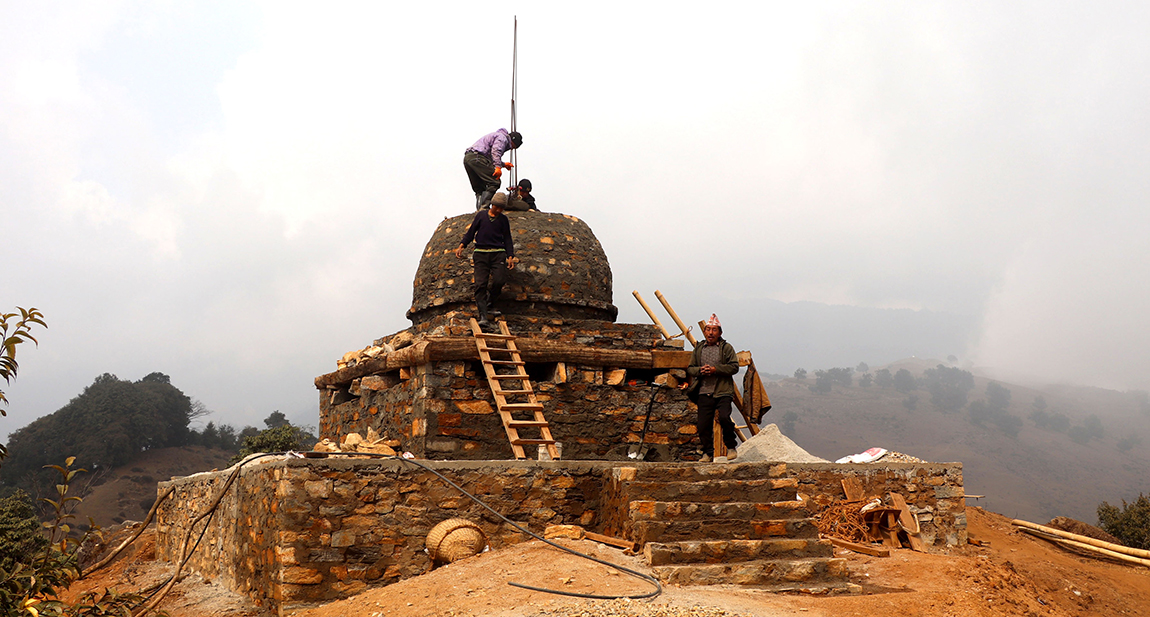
[464, 128, 522, 210]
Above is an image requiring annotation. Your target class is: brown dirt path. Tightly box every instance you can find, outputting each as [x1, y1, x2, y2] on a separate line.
[66, 507, 1150, 617]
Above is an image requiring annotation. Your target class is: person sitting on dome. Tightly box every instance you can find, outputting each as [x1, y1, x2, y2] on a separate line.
[463, 128, 522, 210]
[455, 192, 519, 325]
[505, 178, 538, 211]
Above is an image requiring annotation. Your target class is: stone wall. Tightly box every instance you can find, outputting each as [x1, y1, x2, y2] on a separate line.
[319, 315, 698, 461]
[156, 458, 616, 611]
[156, 458, 965, 612]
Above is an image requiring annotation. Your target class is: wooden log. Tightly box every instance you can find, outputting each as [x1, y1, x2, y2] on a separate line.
[826, 536, 890, 558]
[605, 368, 627, 386]
[1018, 527, 1150, 567]
[315, 338, 685, 388]
[583, 531, 639, 552]
[654, 290, 697, 346]
[632, 291, 672, 339]
[1012, 519, 1150, 559]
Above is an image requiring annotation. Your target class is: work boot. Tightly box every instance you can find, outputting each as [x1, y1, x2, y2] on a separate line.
[699, 454, 712, 463]
[476, 299, 490, 327]
[727, 448, 738, 461]
[476, 189, 496, 210]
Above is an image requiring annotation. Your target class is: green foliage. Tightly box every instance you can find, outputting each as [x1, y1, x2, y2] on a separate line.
[858, 373, 873, 388]
[263, 411, 289, 429]
[0, 491, 48, 576]
[793, 368, 807, 380]
[1097, 493, 1150, 550]
[191, 421, 241, 451]
[1068, 415, 1104, 445]
[922, 365, 974, 412]
[893, 369, 916, 393]
[903, 393, 919, 411]
[1, 307, 47, 461]
[779, 411, 798, 435]
[0, 458, 148, 617]
[856, 362, 869, 373]
[874, 369, 893, 389]
[1, 373, 194, 500]
[1117, 435, 1143, 452]
[230, 422, 316, 465]
[968, 382, 1022, 437]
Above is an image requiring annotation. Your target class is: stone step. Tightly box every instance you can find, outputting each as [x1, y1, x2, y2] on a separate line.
[651, 557, 849, 587]
[631, 517, 818, 544]
[617, 477, 799, 504]
[644, 538, 834, 566]
[611, 463, 788, 483]
[628, 500, 808, 522]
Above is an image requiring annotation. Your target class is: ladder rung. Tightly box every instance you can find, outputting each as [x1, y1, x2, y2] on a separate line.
[474, 332, 517, 340]
[502, 403, 544, 411]
[508, 420, 550, 428]
[484, 359, 525, 365]
[494, 389, 532, 395]
[490, 374, 529, 380]
[511, 438, 556, 445]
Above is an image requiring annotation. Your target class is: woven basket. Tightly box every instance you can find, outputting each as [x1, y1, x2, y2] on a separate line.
[426, 518, 486, 564]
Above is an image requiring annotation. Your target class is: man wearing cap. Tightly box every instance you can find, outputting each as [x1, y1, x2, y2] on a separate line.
[464, 128, 522, 210]
[505, 178, 538, 211]
[685, 314, 741, 462]
[455, 193, 519, 325]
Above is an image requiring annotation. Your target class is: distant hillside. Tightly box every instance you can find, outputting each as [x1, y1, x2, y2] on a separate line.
[770, 358, 1150, 523]
[71, 445, 234, 529]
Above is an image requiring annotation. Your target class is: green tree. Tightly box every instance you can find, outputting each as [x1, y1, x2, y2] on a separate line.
[263, 410, 289, 429]
[779, 411, 798, 435]
[986, 382, 1012, 411]
[1097, 493, 1150, 550]
[856, 362, 869, 373]
[903, 393, 919, 411]
[793, 368, 807, 380]
[874, 369, 893, 389]
[0, 490, 48, 576]
[922, 365, 974, 412]
[2, 372, 195, 499]
[893, 369, 916, 393]
[230, 422, 315, 465]
[0, 307, 46, 461]
[859, 373, 873, 388]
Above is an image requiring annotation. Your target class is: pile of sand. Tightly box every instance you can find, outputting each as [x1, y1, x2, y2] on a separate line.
[735, 424, 828, 463]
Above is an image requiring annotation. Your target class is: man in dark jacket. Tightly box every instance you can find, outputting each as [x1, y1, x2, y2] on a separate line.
[464, 128, 522, 210]
[506, 178, 538, 211]
[685, 314, 740, 462]
[455, 193, 519, 325]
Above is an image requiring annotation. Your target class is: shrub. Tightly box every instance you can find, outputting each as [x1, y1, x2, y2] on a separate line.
[1097, 494, 1150, 550]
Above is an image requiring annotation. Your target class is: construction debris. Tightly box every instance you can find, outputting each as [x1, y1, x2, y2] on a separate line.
[311, 429, 397, 456]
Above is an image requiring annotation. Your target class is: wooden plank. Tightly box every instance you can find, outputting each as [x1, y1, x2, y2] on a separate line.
[826, 536, 891, 558]
[842, 477, 865, 501]
[651, 350, 691, 369]
[889, 492, 926, 552]
[605, 368, 627, 385]
[584, 531, 639, 552]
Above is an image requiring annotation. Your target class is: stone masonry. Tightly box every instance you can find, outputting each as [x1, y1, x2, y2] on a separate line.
[155, 457, 965, 612]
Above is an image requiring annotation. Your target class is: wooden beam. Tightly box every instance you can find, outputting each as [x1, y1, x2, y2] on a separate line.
[632, 291, 672, 339]
[315, 338, 696, 388]
[655, 290, 697, 346]
[826, 536, 890, 558]
[1012, 519, 1150, 559]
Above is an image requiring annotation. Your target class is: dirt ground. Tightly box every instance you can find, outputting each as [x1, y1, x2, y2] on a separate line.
[65, 507, 1150, 617]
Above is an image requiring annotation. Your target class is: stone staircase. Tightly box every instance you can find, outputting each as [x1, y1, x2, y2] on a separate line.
[604, 463, 849, 590]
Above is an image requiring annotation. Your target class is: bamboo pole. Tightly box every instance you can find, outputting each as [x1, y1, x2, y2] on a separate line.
[632, 291, 672, 339]
[654, 290, 697, 346]
[1012, 519, 1150, 559]
[1017, 527, 1150, 568]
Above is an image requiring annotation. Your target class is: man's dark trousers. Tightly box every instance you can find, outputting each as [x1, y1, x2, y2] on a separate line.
[696, 394, 738, 456]
[464, 151, 500, 195]
[472, 251, 508, 311]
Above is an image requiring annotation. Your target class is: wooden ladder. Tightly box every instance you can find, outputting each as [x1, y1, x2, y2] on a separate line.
[469, 318, 560, 460]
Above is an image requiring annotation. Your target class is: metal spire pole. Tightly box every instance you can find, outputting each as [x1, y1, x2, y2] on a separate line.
[510, 16, 518, 188]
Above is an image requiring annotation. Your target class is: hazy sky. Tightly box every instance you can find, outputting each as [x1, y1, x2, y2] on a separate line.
[4, 2, 1149, 434]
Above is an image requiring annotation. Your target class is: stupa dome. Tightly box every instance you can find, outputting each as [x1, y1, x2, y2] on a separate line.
[407, 211, 617, 324]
